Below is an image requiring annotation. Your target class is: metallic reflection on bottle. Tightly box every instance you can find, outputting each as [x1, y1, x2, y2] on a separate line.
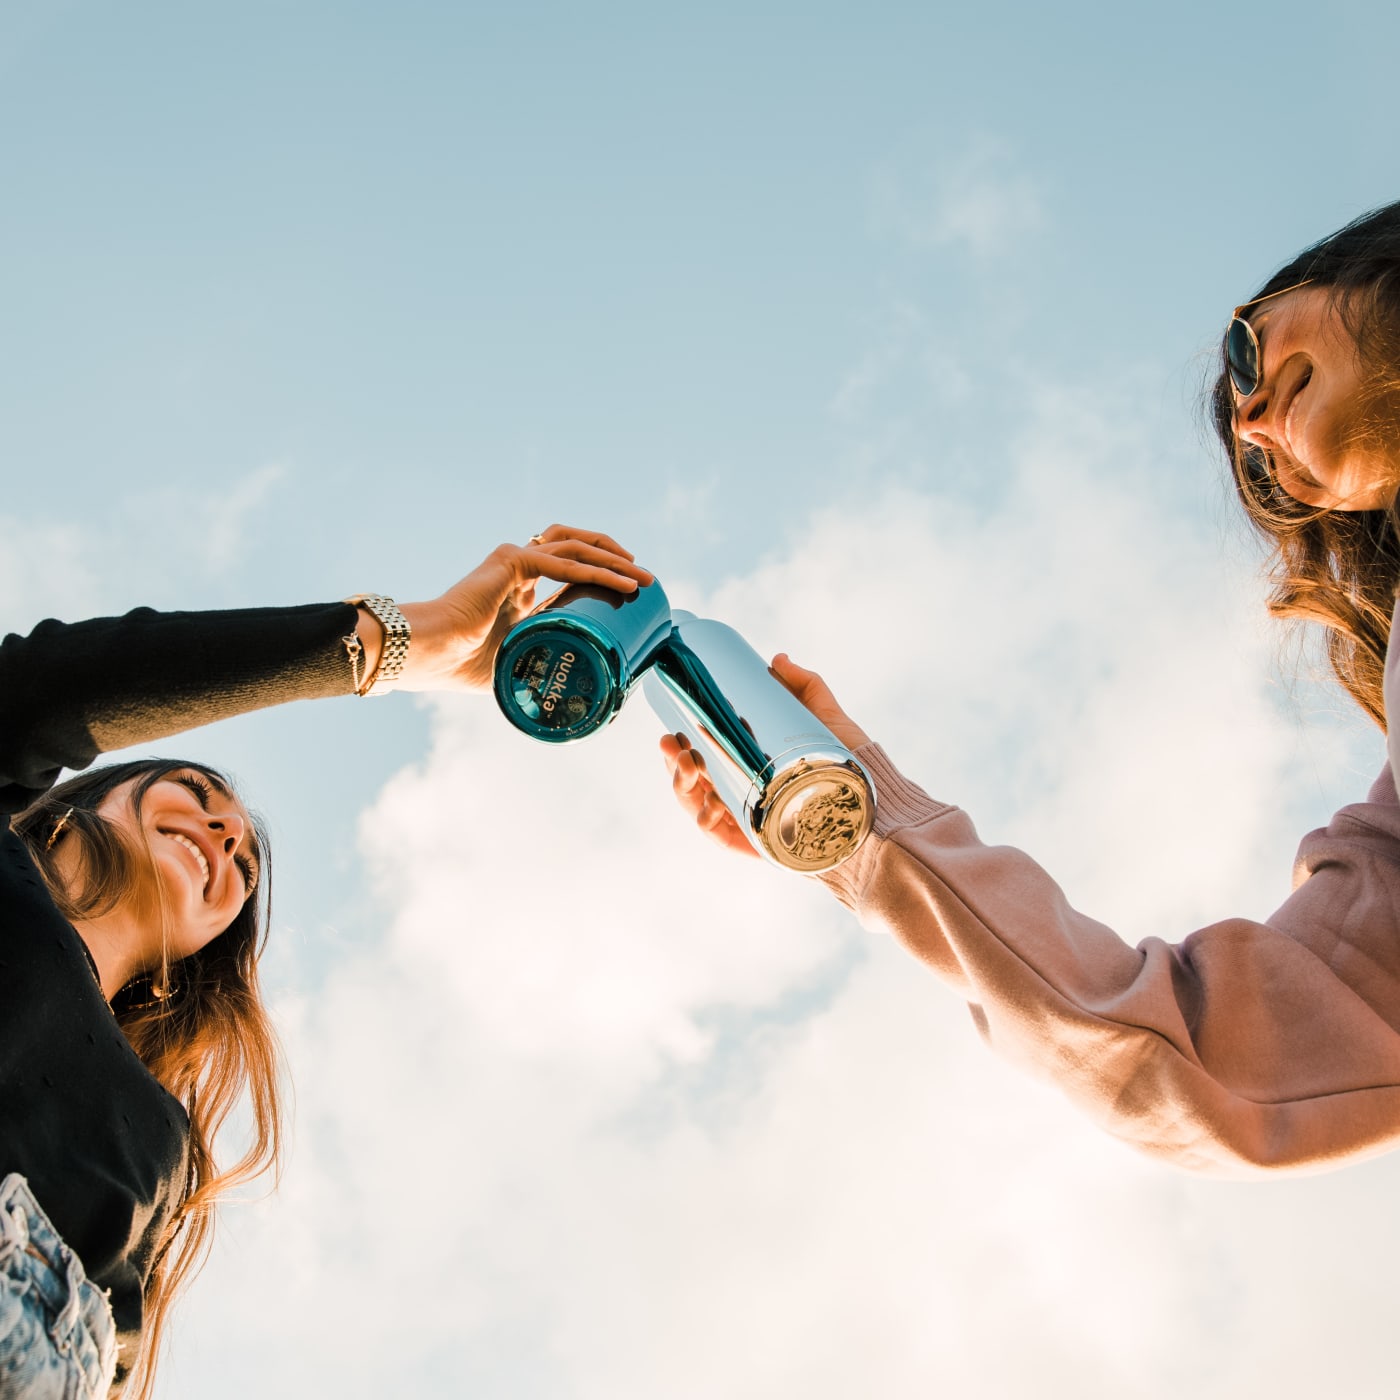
[493, 582, 877, 872]
[493, 578, 673, 742]
[643, 613, 875, 873]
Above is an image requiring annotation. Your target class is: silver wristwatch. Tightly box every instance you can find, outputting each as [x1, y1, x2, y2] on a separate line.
[344, 594, 412, 695]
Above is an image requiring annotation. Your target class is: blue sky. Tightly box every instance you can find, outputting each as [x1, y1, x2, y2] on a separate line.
[5, 3, 1400, 1396]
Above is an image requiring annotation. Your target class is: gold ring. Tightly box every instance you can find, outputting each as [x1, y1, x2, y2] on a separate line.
[527, 532, 546, 545]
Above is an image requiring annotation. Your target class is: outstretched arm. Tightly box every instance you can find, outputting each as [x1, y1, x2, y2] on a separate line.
[662, 657, 1400, 1176]
[1, 523, 650, 814]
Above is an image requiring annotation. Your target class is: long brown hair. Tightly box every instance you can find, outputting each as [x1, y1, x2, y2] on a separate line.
[1210, 201, 1400, 727]
[13, 760, 284, 1400]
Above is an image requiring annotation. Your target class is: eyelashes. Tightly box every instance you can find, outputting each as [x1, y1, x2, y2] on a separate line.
[236, 856, 259, 895]
[172, 771, 260, 895]
[175, 771, 214, 805]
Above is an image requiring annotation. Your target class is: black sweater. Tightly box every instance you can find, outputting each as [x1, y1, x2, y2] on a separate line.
[0, 601, 359, 1384]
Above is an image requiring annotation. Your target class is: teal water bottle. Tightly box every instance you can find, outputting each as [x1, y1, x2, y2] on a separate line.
[493, 578, 673, 742]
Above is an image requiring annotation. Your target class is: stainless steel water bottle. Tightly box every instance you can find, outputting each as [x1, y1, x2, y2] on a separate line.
[493, 578, 673, 742]
[643, 612, 876, 873]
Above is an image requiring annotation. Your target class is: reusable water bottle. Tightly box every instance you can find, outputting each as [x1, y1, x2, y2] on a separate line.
[493, 578, 673, 742]
[644, 612, 875, 873]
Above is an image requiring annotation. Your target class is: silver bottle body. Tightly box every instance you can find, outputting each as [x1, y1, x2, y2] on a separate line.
[644, 612, 875, 873]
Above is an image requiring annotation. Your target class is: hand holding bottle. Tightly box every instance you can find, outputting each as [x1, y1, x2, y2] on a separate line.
[356, 525, 654, 695]
[659, 652, 872, 857]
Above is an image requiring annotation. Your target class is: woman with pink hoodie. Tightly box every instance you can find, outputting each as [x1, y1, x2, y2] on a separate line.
[665, 202, 1400, 1177]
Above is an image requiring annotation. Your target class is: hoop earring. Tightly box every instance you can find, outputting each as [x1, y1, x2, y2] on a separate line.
[45, 808, 75, 851]
[115, 970, 185, 1013]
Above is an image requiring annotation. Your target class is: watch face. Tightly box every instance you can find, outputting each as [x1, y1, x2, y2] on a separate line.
[500, 628, 613, 740]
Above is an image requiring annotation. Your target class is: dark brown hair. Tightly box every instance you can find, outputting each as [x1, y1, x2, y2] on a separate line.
[13, 759, 284, 1400]
[1210, 201, 1400, 727]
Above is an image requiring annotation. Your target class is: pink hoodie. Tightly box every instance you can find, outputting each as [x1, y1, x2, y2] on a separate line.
[819, 603, 1400, 1177]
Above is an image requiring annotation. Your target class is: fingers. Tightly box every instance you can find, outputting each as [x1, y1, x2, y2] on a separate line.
[659, 730, 686, 773]
[665, 736, 709, 808]
[768, 652, 830, 706]
[515, 535, 654, 594]
[657, 733, 759, 859]
[659, 731, 697, 774]
[536, 538, 654, 579]
[525, 524, 651, 585]
[528, 524, 635, 560]
[768, 652, 874, 751]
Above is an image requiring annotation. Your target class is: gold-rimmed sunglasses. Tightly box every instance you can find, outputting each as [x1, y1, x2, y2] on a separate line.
[1224, 279, 1315, 398]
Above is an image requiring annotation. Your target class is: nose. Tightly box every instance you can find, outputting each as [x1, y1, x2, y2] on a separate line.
[1234, 384, 1275, 442]
[207, 811, 246, 854]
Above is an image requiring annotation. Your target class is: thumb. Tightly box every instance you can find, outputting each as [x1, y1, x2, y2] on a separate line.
[769, 653, 873, 750]
[770, 652, 833, 708]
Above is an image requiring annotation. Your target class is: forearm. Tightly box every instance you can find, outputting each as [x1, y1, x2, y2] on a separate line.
[352, 598, 473, 692]
[0, 602, 359, 812]
[0, 527, 653, 811]
[823, 745, 1400, 1175]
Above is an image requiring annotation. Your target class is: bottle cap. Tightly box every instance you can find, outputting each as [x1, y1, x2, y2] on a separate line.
[756, 760, 875, 872]
[495, 624, 619, 741]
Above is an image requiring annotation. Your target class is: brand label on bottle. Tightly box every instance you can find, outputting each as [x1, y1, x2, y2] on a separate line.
[541, 652, 576, 714]
[503, 635, 606, 737]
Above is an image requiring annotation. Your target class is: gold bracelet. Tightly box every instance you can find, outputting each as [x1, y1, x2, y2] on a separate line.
[343, 594, 411, 695]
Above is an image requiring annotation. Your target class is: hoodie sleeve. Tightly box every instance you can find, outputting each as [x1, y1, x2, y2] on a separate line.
[819, 745, 1400, 1176]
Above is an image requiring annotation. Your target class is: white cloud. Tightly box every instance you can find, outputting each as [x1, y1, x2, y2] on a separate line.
[122, 459, 286, 580]
[828, 301, 978, 432]
[197, 462, 285, 572]
[162, 382, 1399, 1399]
[0, 515, 106, 622]
[871, 136, 1045, 259]
[0, 462, 286, 629]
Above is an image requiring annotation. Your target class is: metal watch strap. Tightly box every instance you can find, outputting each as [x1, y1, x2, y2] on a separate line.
[345, 594, 411, 695]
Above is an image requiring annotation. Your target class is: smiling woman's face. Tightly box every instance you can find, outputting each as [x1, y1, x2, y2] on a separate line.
[97, 769, 261, 964]
[1233, 285, 1400, 511]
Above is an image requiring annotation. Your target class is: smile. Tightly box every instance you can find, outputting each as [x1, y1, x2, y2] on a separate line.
[1282, 367, 1312, 451]
[162, 831, 210, 895]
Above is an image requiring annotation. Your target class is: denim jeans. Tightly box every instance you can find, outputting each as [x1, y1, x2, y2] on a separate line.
[0, 1174, 116, 1400]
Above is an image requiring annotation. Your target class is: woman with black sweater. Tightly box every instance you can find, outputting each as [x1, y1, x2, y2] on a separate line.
[0, 525, 650, 1400]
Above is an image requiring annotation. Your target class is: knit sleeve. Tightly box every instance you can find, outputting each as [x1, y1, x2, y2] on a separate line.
[0, 603, 361, 814]
[819, 744, 1400, 1176]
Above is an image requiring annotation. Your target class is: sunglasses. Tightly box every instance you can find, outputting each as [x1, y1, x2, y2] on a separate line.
[1224, 279, 1315, 398]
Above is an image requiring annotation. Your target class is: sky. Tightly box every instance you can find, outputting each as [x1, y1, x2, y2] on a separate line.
[5, 2, 1400, 1396]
